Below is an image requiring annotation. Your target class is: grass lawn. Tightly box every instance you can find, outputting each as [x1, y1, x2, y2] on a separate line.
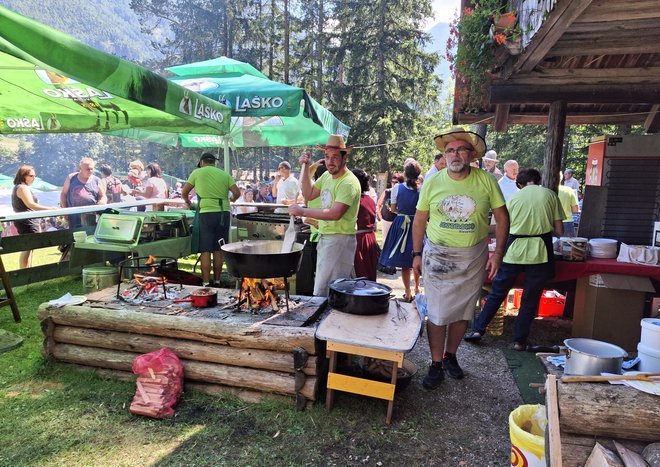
[0, 248, 430, 467]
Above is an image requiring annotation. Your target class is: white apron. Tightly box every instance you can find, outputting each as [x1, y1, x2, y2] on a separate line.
[422, 239, 488, 326]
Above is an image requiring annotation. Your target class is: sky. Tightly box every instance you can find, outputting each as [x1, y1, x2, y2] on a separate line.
[426, 0, 461, 29]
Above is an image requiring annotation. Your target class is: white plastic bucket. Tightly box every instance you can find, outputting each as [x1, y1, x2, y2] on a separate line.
[83, 266, 119, 292]
[638, 342, 660, 372]
[641, 318, 660, 349]
[73, 231, 87, 243]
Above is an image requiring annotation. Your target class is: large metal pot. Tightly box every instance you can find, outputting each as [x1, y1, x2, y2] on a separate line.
[328, 278, 392, 315]
[220, 240, 305, 279]
[563, 338, 628, 375]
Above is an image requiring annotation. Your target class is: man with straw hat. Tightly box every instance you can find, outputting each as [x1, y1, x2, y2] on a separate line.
[483, 150, 503, 180]
[412, 127, 509, 390]
[289, 135, 361, 296]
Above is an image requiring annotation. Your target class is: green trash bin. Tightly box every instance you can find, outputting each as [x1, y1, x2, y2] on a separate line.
[509, 404, 546, 467]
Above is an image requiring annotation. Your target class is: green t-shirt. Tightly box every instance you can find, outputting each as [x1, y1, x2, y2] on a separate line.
[313, 170, 361, 235]
[504, 185, 563, 264]
[186, 166, 236, 213]
[307, 196, 322, 241]
[557, 185, 578, 222]
[416, 168, 505, 247]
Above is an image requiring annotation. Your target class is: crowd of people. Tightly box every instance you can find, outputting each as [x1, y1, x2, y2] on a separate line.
[8, 129, 585, 391]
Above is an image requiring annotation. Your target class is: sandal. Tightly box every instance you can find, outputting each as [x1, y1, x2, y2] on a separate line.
[464, 331, 483, 343]
[512, 342, 526, 352]
[402, 294, 414, 303]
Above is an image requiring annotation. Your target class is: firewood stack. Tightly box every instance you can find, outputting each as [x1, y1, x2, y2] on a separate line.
[129, 348, 183, 419]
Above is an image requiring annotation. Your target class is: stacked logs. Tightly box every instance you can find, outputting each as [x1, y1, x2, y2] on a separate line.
[38, 304, 319, 407]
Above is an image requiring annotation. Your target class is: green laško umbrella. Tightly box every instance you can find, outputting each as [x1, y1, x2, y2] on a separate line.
[0, 6, 230, 136]
[108, 57, 350, 170]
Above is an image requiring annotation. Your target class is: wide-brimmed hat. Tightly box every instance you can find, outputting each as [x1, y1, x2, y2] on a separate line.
[434, 127, 486, 160]
[483, 150, 498, 162]
[316, 134, 352, 152]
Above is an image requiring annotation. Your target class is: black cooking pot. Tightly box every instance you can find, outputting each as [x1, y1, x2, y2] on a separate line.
[221, 240, 305, 279]
[328, 278, 392, 315]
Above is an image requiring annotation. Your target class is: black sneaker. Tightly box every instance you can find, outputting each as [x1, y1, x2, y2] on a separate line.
[422, 362, 444, 389]
[442, 353, 464, 379]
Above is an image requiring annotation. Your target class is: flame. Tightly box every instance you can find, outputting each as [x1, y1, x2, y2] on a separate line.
[238, 278, 285, 309]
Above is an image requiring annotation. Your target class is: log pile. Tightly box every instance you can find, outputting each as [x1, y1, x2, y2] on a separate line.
[38, 303, 320, 407]
[545, 375, 660, 466]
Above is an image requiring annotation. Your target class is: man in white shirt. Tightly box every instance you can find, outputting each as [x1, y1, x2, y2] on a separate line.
[563, 168, 580, 196]
[498, 159, 520, 201]
[272, 161, 299, 213]
[424, 153, 446, 181]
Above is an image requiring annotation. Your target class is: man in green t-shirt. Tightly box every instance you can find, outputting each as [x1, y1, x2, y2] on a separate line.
[181, 153, 241, 286]
[289, 135, 361, 296]
[465, 168, 563, 351]
[558, 184, 578, 237]
[412, 128, 509, 390]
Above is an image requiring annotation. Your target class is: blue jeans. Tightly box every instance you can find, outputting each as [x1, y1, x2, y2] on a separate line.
[472, 261, 555, 344]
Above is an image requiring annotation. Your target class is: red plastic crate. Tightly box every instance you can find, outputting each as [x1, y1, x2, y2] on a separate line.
[511, 289, 565, 317]
[538, 296, 565, 317]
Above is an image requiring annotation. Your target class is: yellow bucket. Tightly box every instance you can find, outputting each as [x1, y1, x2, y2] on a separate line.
[509, 404, 546, 467]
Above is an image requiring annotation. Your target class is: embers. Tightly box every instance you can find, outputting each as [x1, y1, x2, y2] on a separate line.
[117, 255, 182, 303]
[237, 278, 286, 311]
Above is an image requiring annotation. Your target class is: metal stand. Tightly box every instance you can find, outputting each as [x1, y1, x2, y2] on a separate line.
[283, 276, 291, 313]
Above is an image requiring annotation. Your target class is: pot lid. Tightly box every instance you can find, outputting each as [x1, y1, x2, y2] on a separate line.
[329, 278, 392, 296]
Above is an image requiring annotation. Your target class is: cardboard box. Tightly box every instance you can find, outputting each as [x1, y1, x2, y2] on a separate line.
[573, 274, 655, 351]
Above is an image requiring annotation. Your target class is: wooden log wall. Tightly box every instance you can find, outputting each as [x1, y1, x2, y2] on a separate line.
[39, 304, 319, 406]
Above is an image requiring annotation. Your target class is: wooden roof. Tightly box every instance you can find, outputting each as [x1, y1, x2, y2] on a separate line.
[454, 0, 660, 132]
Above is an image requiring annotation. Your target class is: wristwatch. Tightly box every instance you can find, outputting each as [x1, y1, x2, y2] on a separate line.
[412, 251, 423, 258]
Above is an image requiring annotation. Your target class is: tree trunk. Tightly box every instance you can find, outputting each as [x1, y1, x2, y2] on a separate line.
[557, 381, 660, 442]
[543, 100, 567, 191]
[269, 0, 276, 79]
[316, 0, 324, 101]
[283, 0, 290, 84]
[377, 0, 388, 172]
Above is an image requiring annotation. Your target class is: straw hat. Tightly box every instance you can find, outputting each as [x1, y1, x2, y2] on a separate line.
[483, 150, 498, 162]
[316, 134, 352, 152]
[433, 127, 486, 160]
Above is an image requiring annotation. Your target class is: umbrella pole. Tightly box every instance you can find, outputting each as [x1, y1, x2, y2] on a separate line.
[223, 139, 230, 173]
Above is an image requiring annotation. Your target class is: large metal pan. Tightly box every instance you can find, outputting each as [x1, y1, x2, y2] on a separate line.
[220, 240, 305, 279]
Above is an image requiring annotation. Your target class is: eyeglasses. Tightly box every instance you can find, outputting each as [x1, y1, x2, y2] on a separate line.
[26, 174, 36, 178]
[444, 147, 472, 156]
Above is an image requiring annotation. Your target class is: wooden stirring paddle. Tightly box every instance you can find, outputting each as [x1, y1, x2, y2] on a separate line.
[561, 373, 660, 383]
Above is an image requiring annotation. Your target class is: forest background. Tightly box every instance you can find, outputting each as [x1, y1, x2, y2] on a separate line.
[0, 0, 637, 186]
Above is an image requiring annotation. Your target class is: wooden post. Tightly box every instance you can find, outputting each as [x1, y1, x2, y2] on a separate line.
[543, 100, 567, 191]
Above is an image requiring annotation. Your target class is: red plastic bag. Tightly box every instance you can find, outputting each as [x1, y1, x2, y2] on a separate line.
[130, 348, 184, 419]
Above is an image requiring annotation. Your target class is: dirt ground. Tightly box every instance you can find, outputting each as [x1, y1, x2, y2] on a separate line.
[363, 270, 572, 465]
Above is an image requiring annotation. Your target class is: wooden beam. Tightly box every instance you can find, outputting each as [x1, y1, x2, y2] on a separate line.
[507, 0, 594, 76]
[490, 84, 660, 104]
[575, 0, 660, 23]
[492, 105, 510, 132]
[549, 35, 660, 57]
[500, 67, 660, 87]
[644, 104, 660, 133]
[543, 100, 566, 190]
[457, 112, 650, 126]
[569, 17, 660, 33]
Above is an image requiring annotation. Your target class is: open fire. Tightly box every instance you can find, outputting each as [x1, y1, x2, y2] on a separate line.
[118, 255, 183, 304]
[238, 277, 287, 311]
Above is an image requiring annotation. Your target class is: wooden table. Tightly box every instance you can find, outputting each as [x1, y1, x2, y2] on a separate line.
[316, 300, 422, 424]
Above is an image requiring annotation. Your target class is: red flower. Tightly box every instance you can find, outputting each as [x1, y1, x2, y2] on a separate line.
[463, 7, 473, 16]
[494, 33, 507, 45]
